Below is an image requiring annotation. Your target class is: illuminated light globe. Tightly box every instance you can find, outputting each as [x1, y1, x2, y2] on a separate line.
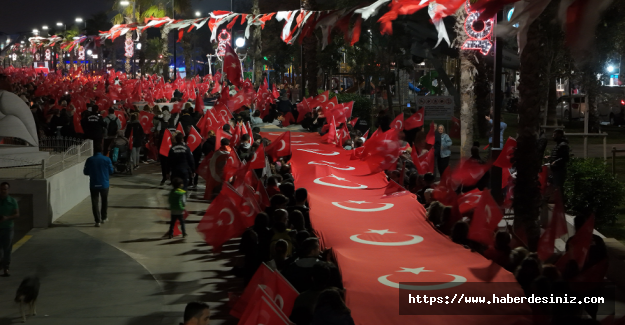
[461, 0, 494, 55]
[87, 49, 92, 56]
[217, 29, 231, 57]
[607, 66, 615, 73]
[235, 37, 245, 48]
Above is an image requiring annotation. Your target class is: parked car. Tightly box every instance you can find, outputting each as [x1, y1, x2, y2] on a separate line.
[597, 92, 625, 126]
[556, 95, 587, 123]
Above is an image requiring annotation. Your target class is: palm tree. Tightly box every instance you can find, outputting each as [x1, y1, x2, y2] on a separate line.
[112, 0, 167, 75]
[515, 12, 548, 251]
[453, 7, 476, 159]
[302, 0, 319, 96]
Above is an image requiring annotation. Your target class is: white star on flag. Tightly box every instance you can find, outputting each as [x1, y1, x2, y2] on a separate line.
[366, 229, 396, 235]
[397, 267, 434, 275]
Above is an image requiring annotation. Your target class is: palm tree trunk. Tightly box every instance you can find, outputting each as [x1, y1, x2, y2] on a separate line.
[514, 16, 544, 251]
[454, 7, 476, 159]
[459, 53, 476, 159]
[161, 27, 170, 82]
[125, 32, 132, 74]
[302, 0, 319, 96]
[251, 0, 262, 85]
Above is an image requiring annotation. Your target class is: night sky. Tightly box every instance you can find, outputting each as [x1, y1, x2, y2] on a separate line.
[0, 0, 234, 35]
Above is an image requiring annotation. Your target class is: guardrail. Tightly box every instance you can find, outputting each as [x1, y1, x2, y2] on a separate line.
[0, 139, 92, 179]
[564, 132, 608, 160]
[612, 147, 625, 175]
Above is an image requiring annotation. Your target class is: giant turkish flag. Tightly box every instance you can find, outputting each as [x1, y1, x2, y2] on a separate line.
[261, 131, 531, 325]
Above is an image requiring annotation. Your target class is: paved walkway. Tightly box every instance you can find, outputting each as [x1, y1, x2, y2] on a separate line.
[0, 164, 240, 325]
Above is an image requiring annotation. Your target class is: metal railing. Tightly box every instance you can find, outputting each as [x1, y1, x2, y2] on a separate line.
[0, 137, 93, 179]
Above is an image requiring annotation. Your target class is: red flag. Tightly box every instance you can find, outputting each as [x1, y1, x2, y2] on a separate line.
[223, 150, 242, 181]
[350, 146, 365, 160]
[467, 190, 503, 246]
[451, 159, 492, 188]
[223, 44, 242, 88]
[231, 263, 276, 318]
[215, 127, 233, 151]
[457, 189, 482, 215]
[282, 112, 295, 127]
[194, 91, 205, 113]
[383, 178, 414, 199]
[425, 121, 436, 145]
[361, 128, 400, 174]
[390, 113, 404, 131]
[231, 123, 241, 147]
[238, 286, 293, 325]
[196, 188, 246, 252]
[232, 263, 299, 320]
[537, 190, 568, 261]
[176, 122, 185, 136]
[138, 111, 154, 134]
[450, 116, 461, 138]
[404, 108, 424, 130]
[187, 126, 202, 152]
[255, 177, 271, 209]
[432, 167, 458, 207]
[321, 118, 337, 144]
[114, 110, 127, 130]
[349, 117, 358, 127]
[296, 99, 312, 123]
[197, 152, 214, 181]
[128, 129, 134, 151]
[249, 143, 266, 169]
[337, 122, 350, 147]
[73, 111, 84, 134]
[413, 148, 435, 175]
[265, 131, 291, 161]
[565, 215, 595, 269]
[159, 129, 172, 157]
[493, 137, 517, 169]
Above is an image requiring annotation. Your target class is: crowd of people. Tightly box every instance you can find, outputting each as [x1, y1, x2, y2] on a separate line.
[0, 68, 608, 325]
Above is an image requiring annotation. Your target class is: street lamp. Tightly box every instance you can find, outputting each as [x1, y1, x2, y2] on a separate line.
[87, 49, 93, 56]
[235, 37, 245, 48]
[195, 11, 201, 17]
[76, 17, 86, 29]
[57, 22, 66, 31]
[136, 42, 142, 50]
[607, 66, 615, 73]
[42, 26, 48, 30]
[32, 29, 39, 36]
[120, 0, 130, 5]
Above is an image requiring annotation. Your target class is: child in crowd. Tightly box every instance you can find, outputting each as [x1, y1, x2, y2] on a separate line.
[167, 177, 187, 239]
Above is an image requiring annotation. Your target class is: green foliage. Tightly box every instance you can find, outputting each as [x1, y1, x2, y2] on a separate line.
[564, 158, 625, 228]
[326, 92, 374, 122]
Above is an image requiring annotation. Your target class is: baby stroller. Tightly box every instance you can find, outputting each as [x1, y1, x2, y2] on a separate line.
[110, 140, 133, 175]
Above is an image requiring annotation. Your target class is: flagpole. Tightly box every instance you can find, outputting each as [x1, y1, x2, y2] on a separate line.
[491, 9, 504, 203]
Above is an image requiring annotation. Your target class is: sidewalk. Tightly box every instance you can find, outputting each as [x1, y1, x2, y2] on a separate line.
[0, 164, 240, 325]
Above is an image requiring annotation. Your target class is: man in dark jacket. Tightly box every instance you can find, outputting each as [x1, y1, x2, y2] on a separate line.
[169, 132, 195, 190]
[125, 114, 145, 169]
[283, 237, 321, 293]
[277, 90, 293, 115]
[83, 142, 114, 227]
[82, 108, 106, 145]
[179, 106, 196, 133]
[548, 129, 570, 192]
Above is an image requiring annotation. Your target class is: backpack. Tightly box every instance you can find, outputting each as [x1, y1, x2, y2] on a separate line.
[107, 117, 119, 136]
